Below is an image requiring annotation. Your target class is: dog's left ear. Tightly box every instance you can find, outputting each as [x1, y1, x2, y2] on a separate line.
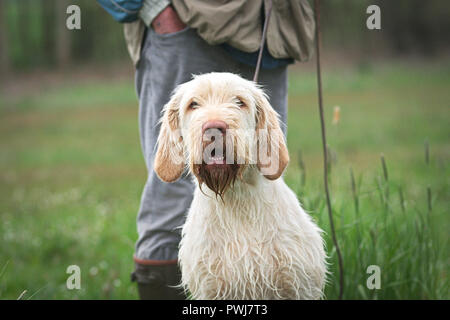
[253, 87, 290, 180]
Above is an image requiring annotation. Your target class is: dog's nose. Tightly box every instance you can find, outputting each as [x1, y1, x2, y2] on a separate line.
[202, 120, 228, 135]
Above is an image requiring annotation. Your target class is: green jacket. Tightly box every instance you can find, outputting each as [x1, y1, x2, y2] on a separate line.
[124, 0, 315, 67]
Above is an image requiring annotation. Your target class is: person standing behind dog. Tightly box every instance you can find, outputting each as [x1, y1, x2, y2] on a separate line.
[107, 0, 316, 299]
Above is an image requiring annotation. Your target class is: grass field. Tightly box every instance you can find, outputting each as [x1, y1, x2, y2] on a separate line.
[0, 61, 448, 299]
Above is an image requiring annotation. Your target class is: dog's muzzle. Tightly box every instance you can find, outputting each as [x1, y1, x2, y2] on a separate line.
[193, 120, 240, 198]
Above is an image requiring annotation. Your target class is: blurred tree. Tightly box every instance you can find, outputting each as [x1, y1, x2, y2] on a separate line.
[42, 0, 55, 66]
[17, 0, 31, 67]
[1, 0, 448, 73]
[383, 0, 450, 55]
[55, 0, 71, 67]
[0, 0, 9, 75]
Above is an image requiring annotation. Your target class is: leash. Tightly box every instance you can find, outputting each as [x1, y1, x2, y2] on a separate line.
[253, 0, 273, 83]
[253, 0, 344, 299]
[314, 0, 344, 299]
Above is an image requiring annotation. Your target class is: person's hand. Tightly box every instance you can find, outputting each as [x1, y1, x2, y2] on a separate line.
[151, 5, 186, 35]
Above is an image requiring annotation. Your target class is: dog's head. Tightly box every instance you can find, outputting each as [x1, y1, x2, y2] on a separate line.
[154, 72, 289, 197]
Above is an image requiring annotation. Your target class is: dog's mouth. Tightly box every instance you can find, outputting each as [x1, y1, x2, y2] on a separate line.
[204, 148, 226, 166]
[202, 133, 230, 167]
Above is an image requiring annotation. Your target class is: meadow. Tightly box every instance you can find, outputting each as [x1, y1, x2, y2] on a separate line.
[0, 60, 448, 299]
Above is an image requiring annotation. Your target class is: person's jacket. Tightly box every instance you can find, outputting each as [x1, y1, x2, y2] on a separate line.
[124, 0, 316, 67]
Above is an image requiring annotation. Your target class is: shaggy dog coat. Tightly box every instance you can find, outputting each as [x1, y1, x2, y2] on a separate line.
[154, 73, 326, 299]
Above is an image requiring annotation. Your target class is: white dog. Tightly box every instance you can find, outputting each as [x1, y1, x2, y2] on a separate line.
[154, 73, 326, 300]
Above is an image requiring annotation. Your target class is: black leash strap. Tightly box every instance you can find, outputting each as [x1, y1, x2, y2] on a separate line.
[253, 0, 273, 83]
[314, 0, 344, 299]
[252, 0, 344, 300]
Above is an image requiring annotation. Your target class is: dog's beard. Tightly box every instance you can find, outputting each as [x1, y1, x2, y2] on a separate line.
[194, 163, 240, 199]
[190, 128, 251, 199]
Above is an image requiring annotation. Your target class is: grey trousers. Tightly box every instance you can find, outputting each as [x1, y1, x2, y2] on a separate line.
[135, 27, 288, 262]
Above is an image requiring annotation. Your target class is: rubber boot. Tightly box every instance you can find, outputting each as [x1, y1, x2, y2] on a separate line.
[131, 262, 185, 300]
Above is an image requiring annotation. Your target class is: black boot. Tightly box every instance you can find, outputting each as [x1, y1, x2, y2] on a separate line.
[131, 262, 186, 300]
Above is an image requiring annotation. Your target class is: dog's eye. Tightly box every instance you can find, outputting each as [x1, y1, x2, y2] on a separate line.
[235, 98, 245, 108]
[189, 101, 199, 110]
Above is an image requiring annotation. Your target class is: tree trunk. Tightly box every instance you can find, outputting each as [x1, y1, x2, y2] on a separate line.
[0, 0, 10, 75]
[55, 0, 71, 68]
[42, 0, 55, 66]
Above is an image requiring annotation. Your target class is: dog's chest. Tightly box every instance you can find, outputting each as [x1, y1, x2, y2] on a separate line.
[180, 195, 300, 299]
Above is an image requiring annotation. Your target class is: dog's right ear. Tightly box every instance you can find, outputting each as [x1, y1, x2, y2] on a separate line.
[252, 86, 290, 180]
[154, 89, 185, 182]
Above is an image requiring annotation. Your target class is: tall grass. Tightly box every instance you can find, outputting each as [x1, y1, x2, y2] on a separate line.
[293, 143, 448, 299]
